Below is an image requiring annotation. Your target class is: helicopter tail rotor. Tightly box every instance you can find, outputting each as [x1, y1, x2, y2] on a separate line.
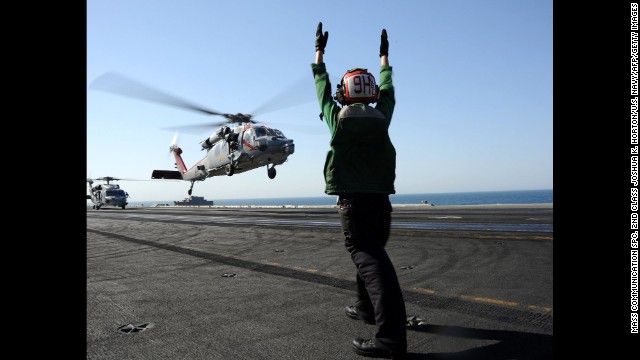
[171, 132, 179, 146]
[169, 132, 180, 151]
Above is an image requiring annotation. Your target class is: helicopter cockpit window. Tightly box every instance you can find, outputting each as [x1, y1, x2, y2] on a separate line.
[254, 127, 267, 137]
[270, 128, 286, 138]
[106, 189, 126, 197]
[258, 127, 285, 138]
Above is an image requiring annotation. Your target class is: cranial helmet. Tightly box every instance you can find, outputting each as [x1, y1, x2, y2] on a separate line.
[334, 68, 379, 105]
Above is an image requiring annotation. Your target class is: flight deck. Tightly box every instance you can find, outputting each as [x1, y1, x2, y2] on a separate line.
[87, 204, 553, 359]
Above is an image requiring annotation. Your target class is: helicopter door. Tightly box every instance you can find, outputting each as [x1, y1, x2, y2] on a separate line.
[251, 126, 269, 151]
[242, 128, 255, 151]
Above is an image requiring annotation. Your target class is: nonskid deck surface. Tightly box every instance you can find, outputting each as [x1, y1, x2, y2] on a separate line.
[87, 204, 553, 359]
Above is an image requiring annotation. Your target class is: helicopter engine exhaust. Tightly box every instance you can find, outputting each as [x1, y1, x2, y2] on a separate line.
[200, 127, 230, 149]
[201, 134, 220, 149]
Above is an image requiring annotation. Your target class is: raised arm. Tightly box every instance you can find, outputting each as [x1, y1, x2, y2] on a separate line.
[380, 28, 389, 67]
[315, 22, 328, 64]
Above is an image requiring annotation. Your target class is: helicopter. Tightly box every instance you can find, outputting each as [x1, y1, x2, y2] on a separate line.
[87, 176, 130, 209]
[89, 72, 301, 195]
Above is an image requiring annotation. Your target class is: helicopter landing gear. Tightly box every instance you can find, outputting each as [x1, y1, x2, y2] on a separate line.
[121, 205, 126, 209]
[267, 165, 276, 179]
[188, 181, 195, 195]
[226, 163, 235, 176]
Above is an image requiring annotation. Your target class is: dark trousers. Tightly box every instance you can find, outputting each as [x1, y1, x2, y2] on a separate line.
[338, 194, 407, 351]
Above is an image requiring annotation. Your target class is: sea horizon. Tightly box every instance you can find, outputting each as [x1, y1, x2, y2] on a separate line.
[110, 189, 553, 208]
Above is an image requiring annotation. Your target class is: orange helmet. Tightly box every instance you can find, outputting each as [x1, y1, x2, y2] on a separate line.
[334, 68, 379, 105]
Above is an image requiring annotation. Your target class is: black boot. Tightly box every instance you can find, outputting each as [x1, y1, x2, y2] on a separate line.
[351, 337, 406, 359]
[345, 305, 375, 325]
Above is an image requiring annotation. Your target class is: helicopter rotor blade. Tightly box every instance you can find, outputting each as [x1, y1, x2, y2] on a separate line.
[90, 71, 315, 134]
[161, 120, 235, 134]
[94, 176, 121, 182]
[89, 72, 226, 117]
[88, 177, 159, 182]
[250, 75, 315, 117]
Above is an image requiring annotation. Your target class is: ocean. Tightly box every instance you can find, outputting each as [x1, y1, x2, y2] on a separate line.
[126, 189, 552, 207]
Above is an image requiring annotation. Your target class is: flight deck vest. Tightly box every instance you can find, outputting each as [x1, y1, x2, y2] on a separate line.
[324, 104, 396, 195]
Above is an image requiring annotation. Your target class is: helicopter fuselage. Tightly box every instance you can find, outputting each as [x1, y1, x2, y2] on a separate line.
[87, 183, 129, 209]
[90, 72, 300, 196]
[152, 124, 295, 194]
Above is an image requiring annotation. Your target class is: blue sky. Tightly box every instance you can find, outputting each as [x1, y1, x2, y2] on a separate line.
[87, 0, 553, 202]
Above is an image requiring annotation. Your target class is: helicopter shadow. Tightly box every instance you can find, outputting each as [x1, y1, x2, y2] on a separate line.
[404, 323, 553, 360]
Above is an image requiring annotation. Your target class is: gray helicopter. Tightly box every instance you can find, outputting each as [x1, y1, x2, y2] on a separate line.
[152, 116, 294, 195]
[89, 72, 300, 195]
[86, 176, 129, 209]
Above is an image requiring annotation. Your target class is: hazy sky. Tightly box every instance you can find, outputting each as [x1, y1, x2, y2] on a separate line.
[87, 0, 553, 202]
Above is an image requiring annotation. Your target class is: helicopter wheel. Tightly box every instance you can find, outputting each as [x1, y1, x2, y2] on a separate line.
[188, 189, 192, 195]
[225, 164, 235, 176]
[121, 205, 126, 209]
[267, 166, 276, 179]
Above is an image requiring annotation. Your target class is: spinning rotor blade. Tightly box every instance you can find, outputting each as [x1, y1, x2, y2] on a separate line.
[161, 120, 234, 134]
[170, 132, 180, 147]
[250, 75, 314, 117]
[167, 132, 180, 159]
[160, 77, 313, 134]
[91, 71, 314, 135]
[95, 176, 122, 182]
[90, 176, 152, 182]
[89, 72, 225, 117]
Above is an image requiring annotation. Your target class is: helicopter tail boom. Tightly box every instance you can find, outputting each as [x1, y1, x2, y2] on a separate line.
[170, 146, 189, 174]
[151, 145, 189, 181]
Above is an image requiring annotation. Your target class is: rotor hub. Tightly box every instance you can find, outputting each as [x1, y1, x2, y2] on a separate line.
[224, 113, 253, 124]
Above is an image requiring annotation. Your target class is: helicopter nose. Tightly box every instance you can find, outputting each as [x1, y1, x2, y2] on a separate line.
[282, 141, 294, 155]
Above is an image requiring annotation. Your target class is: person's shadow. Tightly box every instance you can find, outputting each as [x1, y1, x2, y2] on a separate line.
[405, 323, 552, 359]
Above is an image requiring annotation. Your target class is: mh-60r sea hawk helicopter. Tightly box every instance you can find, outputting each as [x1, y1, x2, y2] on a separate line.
[155, 115, 294, 195]
[86, 176, 130, 209]
[89, 73, 301, 195]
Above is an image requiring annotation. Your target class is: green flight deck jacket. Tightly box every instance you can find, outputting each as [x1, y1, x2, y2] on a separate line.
[311, 63, 397, 195]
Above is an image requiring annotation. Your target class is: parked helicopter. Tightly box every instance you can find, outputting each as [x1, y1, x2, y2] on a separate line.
[89, 72, 303, 195]
[86, 177, 130, 209]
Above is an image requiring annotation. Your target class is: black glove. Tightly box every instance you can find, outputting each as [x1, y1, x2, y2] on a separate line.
[379, 29, 388, 57]
[316, 22, 329, 53]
